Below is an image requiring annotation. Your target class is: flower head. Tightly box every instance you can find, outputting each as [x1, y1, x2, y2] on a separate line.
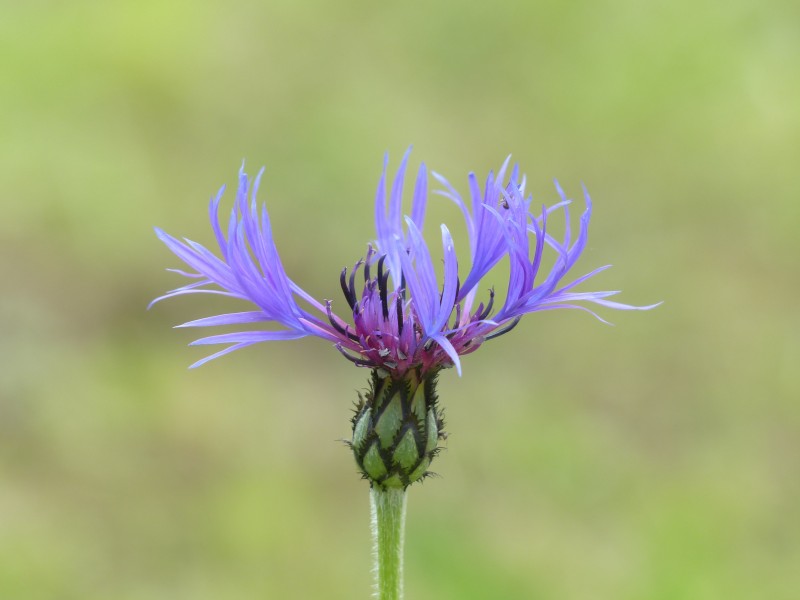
[152, 151, 657, 377]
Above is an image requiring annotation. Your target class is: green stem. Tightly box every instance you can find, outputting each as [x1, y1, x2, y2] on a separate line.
[370, 486, 407, 600]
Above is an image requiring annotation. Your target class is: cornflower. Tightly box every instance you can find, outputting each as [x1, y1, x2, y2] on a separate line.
[152, 150, 657, 600]
[153, 151, 652, 375]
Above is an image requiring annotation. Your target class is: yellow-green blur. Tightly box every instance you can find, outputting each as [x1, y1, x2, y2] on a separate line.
[1, 1, 798, 599]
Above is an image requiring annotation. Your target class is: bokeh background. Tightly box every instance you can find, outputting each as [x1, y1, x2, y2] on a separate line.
[2, 1, 798, 598]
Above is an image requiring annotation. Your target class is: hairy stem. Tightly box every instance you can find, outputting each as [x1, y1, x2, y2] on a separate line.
[370, 486, 407, 600]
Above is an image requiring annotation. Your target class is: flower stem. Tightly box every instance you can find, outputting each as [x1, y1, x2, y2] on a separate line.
[370, 486, 407, 600]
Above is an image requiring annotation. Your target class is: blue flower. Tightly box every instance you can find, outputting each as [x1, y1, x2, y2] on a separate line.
[152, 151, 658, 375]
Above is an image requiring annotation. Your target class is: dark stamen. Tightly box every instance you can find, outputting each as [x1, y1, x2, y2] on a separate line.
[326, 302, 359, 342]
[376, 255, 390, 320]
[396, 293, 404, 335]
[377, 255, 386, 284]
[379, 272, 390, 320]
[348, 261, 360, 304]
[364, 245, 374, 282]
[400, 272, 406, 300]
[486, 316, 521, 340]
[335, 344, 376, 367]
[477, 288, 495, 320]
[340, 268, 356, 309]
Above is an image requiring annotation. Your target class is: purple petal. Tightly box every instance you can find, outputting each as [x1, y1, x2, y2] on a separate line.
[544, 290, 621, 303]
[432, 172, 473, 238]
[155, 228, 231, 285]
[586, 298, 663, 311]
[209, 184, 228, 257]
[397, 223, 434, 325]
[190, 330, 307, 346]
[410, 162, 428, 231]
[529, 303, 613, 325]
[189, 342, 260, 369]
[176, 311, 270, 328]
[374, 153, 390, 244]
[147, 288, 240, 310]
[166, 268, 204, 278]
[431, 224, 458, 332]
[389, 147, 412, 231]
[431, 334, 462, 376]
[554, 265, 612, 294]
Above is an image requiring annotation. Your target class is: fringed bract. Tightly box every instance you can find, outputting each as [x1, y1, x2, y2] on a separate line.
[351, 368, 444, 489]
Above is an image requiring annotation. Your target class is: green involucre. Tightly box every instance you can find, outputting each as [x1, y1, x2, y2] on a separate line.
[351, 369, 444, 489]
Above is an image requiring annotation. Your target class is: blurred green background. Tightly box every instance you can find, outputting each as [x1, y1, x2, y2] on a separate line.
[1, 0, 798, 598]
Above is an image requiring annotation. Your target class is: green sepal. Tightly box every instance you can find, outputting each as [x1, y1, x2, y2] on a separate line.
[411, 383, 427, 424]
[375, 393, 402, 447]
[362, 442, 388, 480]
[425, 407, 438, 454]
[393, 428, 419, 470]
[408, 457, 431, 482]
[352, 407, 371, 453]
